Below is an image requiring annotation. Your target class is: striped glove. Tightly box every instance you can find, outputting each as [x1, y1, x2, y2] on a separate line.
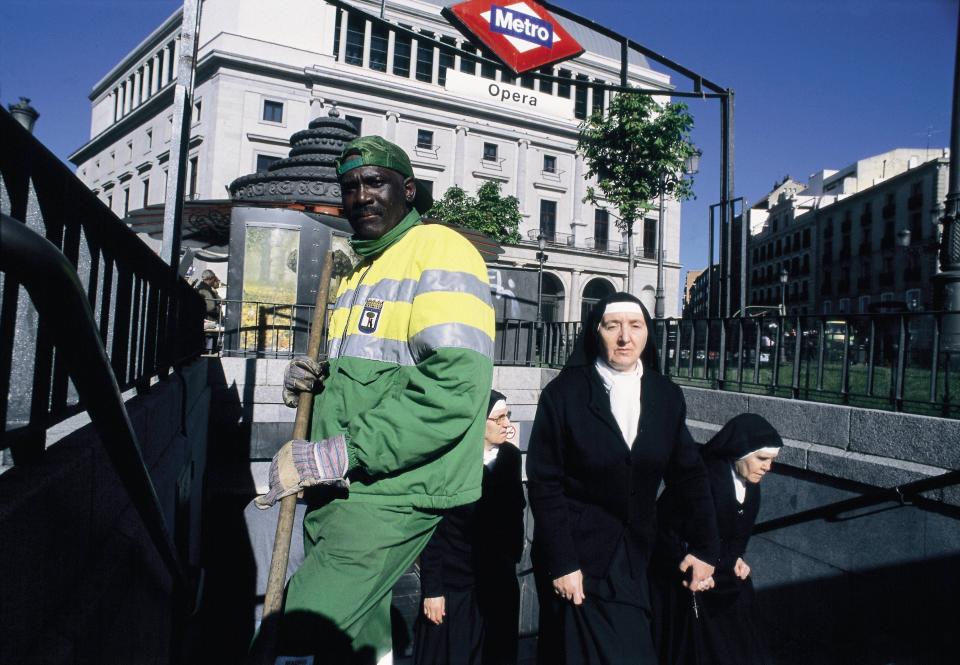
[254, 435, 350, 509]
[282, 356, 328, 408]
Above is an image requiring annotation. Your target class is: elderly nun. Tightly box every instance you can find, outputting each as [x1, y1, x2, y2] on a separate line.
[527, 292, 721, 664]
[651, 413, 782, 665]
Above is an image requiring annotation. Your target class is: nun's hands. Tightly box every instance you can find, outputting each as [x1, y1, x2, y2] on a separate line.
[552, 570, 586, 605]
[423, 596, 445, 625]
[680, 554, 716, 592]
[734, 557, 751, 580]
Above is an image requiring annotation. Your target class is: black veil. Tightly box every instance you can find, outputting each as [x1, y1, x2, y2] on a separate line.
[564, 291, 660, 373]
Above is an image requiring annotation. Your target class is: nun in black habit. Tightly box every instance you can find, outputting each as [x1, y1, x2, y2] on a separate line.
[527, 292, 721, 665]
[413, 390, 526, 665]
[650, 413, 783, 665]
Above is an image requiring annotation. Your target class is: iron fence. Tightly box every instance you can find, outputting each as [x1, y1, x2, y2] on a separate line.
[212, 300, 329, 358]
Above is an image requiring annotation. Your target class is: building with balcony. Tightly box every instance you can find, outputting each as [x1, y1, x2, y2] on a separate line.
[69, 0, 689, 320]
[747, 150, 949, 316]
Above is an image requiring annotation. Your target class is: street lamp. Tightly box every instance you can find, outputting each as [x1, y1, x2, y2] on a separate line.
[655, 149, 701, 319]
[536, 232, 548, 324]
[779, 267, 789, 316]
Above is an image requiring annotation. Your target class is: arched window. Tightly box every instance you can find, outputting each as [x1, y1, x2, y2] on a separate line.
[580, 278, 615, 322]
[541, 273, 565, 322]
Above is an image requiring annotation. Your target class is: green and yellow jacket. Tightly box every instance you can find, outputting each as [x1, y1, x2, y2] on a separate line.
[311, 210, 495, 509]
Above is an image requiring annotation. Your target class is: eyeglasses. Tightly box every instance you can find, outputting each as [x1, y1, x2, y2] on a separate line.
[487, 412, 512, 425]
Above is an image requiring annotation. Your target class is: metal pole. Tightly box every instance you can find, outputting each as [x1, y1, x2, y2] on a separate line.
[655, 175, 665, 318]
[537, 252, 544, 323]
[160, 0, 203, 270]
[739, 196, 748, 317]
[707, 205, 715, 318]
[627, 218, 635, 294]
[935, 3, 960, 352]
[720, 90, 736, 317]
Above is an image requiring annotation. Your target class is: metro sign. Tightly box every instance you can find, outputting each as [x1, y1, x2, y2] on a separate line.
[444, 1, 585, 74]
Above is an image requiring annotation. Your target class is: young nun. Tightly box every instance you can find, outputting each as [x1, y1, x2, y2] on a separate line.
[414, 390, 525, 665]
[528, 292, 720, 665]
[651, 413, 783, 665]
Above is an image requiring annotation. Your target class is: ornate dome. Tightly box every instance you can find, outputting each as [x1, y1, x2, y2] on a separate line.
[228, 106, 359, 207]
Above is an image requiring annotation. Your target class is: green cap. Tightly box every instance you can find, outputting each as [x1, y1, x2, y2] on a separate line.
[335, 136, 434, 214]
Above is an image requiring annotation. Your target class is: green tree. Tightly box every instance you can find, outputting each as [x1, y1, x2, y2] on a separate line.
[578, 92, 698, 293]
[426, 181, 522, 244]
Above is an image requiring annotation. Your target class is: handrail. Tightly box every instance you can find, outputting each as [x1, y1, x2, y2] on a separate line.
[0, 214, 189, 591]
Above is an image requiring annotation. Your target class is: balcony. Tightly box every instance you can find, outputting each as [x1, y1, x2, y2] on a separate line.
[584, 237, 627, 255]
[526, 229, 634, 257]
[528, 229, 573, 247]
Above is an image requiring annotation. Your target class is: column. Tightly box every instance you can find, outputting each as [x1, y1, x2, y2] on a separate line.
[132, 68, 142, 109]
[386, 30, 395, 73]
[453, 39, 462, 71]
[151, 54, 161, 93]
[515, 139, 529, 211]
[172, 36, 181, 78]
[454, 126, 468, 187]
[362, 19, 372, 68]
[110, 90, 118, 122]
[124, 78, 133, 115]
[309, 90, 325, 121]
[431, 35, 440, 85]
[585, 87, 593, 116]
[385, 111, 400, 141]
[160, 45, 170, 87]
[573, 154, 585, 225]
[568, 269, 582, 321]
[337, 10, 349, 62]
[409, 35, 418, 80]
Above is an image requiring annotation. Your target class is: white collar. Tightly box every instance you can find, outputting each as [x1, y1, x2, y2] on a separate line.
[594, 358, 643, 390]
[731, 464, 747, 504]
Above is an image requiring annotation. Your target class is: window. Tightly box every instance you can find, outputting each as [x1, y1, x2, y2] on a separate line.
[109, 151, 116, 170]
[839, 298, 849, 314]
[146, 129, 153, 150]
[574, 74, 589, 119]
[192, 99, 202, 124]
[822, 300, 832, 315]
[256, 154, 282, 173]
[438, 36, 456, 85]
[188, 156, 198, 198]
[107, 194, 113, 210]
[594, 209, 609, 249]
[480, 48, 497, 79]
[393, 29, 412, 77]
[417, 129, 434, 149]
[345, 13, 364, 66]
[858, 295, 871, 313]
[416, 34, 434, 83]
[881, 292, 894, 303]
[538, 66, 553, 94]
[459, 44, 477, 75]
[483, 142, 498, 162]
[592, 79, 605, 115]
[262, 100, 284, 123]
[539, 199, 557, 239]
[643, 218, 657, 258]
[906, 288, 922, 311]
[141, 178, 150, 208]
[345, 115, 363, 134]
[557, 69, 572, 98]
[126, 140, 133, 162]
[543, 154, 556, 174]
[520, 72, 535, 89]
[803, 228, 811, 248]
[370, 23, 389, 72]
[122, 187, 130, 216]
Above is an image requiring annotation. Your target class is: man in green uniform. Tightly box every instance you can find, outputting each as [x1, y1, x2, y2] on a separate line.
[256, 136, 495, 664]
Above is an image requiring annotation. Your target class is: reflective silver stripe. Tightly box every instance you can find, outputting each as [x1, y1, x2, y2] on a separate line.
[416, 270, 492, 305]
[410, 323, 494, 361]
[335, 278, 419, 312]
[335, 335, 416, 366]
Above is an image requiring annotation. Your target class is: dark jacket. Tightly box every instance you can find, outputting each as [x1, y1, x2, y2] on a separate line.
[419, 444, 526, 596]
[527, 364, 720, 581]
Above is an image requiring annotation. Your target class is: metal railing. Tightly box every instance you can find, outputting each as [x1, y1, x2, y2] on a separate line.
[211, 300, 329, 358]
[0, 107, 205, 595]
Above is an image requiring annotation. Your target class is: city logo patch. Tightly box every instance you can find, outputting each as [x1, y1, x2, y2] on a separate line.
[444, 1, 584, 74]
[358, 299, 384, 334]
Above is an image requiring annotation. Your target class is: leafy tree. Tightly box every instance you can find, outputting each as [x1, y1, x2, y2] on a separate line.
[426, 181, 522, 244]
[578, 92, 698, 292]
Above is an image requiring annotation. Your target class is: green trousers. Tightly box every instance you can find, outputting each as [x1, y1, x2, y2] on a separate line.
[279, 499, 441, 663]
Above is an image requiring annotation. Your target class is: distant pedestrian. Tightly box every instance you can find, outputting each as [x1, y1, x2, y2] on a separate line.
[651, 413, 782, 665]
[195, 269, 222, 324]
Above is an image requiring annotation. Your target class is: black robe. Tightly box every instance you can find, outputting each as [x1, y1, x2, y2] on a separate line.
[527, 364, 720, 665]
[651, 452, 770, 665]
[414, 444, 525, 665]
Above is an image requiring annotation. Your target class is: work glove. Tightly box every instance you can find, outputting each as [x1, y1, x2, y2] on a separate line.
[254, 435, 350, 509]
[282, 356, 327, 408]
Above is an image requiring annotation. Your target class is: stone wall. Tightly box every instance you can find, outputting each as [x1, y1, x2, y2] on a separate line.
[0, 360, 210, 665]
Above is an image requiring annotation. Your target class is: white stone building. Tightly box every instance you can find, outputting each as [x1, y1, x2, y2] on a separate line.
[70, 0, 688, 320]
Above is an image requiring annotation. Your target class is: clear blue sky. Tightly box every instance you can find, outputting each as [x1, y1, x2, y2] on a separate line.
[1, 0, 956, 279]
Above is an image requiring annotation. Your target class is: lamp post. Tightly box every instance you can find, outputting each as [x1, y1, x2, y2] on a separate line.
[779, 267, 789, 316]
[655, 149, 701, 319]
[536, 233, 548, 323]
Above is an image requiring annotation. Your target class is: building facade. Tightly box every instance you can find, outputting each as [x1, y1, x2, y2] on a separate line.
[70, 0, 689, 320]
[746, 150, 949, 316]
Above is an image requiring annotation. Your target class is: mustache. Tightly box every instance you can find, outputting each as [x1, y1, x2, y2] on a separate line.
[348, 205, 385, 221]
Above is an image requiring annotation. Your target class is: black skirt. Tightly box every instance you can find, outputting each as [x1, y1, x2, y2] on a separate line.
[536, 539, 657, 665]
[413, 587, 484, 665]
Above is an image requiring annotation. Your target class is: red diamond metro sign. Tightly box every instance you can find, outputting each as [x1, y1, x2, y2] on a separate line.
[443, 1, 585, 74]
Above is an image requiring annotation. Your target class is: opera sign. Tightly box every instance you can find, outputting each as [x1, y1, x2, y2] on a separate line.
[443, 0, 585, 74]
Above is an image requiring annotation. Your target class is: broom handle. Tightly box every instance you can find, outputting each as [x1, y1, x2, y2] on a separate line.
[259, 252, 334, 660]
